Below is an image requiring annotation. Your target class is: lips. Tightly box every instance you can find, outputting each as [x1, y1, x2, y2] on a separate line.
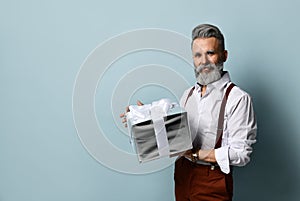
[199, 66, 215, 74]
[201, 67, 211, 73]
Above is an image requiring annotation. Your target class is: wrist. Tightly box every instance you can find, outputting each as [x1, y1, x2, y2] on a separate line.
[191, 148, 199, 162]
[199, 149, 216, 163]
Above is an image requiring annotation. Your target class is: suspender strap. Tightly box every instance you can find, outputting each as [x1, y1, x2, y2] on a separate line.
[215, 83, 235, 149]
[184, 86, 195, 107]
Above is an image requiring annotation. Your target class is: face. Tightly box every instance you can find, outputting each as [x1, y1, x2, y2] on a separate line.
[192, 37, 228, 85]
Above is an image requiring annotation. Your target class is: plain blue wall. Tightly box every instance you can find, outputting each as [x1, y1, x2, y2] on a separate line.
[1, 0, 300, 200]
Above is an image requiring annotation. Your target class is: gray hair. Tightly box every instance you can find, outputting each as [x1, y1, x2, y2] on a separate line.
[192, 24, 225, 51]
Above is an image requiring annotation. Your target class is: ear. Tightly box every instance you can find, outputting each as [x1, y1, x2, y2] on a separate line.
[223, 50, 228, 62]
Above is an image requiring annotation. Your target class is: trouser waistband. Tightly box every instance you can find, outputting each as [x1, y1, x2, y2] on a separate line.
[183, 157, 219, 170]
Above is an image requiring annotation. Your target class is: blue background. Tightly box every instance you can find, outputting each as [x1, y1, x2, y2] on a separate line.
[1, 0, 300, 200]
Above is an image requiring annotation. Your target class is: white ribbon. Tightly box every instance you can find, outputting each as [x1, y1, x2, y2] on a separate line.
[150, 104, 169, 157]
[127, 99, 176, 124]
[127, 99, 177, 157]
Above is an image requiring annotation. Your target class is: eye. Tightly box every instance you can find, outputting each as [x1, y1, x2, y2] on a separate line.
[194, 53, 201, 58]
[207, 50, 215, 55]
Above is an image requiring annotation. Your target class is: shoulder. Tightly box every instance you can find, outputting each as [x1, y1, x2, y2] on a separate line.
[227, 84, 254, 113]
[230, 85, 250, 99]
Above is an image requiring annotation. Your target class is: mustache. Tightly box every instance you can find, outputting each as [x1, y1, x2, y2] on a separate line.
[195, 63, 222, 73]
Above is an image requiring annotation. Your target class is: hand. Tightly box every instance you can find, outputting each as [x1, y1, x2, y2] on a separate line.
[119, 100, 143, 127]
[181, 149, 216, 163]
[182, 149, 193, 160]
[182, 149, 198, 162]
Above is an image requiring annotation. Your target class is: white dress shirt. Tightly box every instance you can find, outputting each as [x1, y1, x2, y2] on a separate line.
[180, 72, 257, 174]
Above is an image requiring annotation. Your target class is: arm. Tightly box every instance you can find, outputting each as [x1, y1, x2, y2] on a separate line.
[184, 149, 216, 163]
[215, 94, 257, 173]
[186, 94, 257, 173]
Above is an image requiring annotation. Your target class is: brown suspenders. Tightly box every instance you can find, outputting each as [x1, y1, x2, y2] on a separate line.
[215, 83, 235, 148]
[184, 86, 195, 107]
[184, 83, 235, 148]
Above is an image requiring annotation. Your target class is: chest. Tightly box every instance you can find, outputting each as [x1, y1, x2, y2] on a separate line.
[185, 89, 223, 132]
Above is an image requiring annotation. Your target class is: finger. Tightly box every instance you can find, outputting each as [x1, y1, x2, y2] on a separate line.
[137, 100, 144, 106]
[125, 123, 127, 128]
[184, 149, 192, 154]
[120, 106, 130, 118]
[183, 150, 192, 157]
[122, 118, 127, 123]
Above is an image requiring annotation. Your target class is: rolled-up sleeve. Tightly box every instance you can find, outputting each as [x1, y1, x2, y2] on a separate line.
[216, 93, 257, 173]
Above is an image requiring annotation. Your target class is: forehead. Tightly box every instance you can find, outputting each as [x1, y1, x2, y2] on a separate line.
[192, 37, 220, 51]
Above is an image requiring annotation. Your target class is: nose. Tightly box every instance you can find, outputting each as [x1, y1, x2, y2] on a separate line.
[200, 54, 209, 66]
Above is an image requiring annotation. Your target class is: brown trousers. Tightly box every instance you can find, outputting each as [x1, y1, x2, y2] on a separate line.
[174, 157, 233, 201]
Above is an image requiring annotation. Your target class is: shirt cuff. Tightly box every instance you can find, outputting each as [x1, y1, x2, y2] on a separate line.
[215, 146, 230, 174]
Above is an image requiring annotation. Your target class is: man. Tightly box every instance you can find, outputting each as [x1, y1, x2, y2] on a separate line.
[174, 24, 257, 200]
[120, 24, 257, 201]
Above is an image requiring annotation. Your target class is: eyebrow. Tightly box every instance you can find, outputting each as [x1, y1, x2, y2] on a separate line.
[194, 50, 216, 56]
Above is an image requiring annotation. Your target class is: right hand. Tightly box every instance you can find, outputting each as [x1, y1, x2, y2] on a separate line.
[119, 100, 144, 127]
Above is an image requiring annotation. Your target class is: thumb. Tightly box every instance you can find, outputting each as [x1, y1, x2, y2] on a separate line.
[137, 100, 144, 106]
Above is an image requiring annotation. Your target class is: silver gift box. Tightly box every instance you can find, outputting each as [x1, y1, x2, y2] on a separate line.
[128, 106, 192, 163]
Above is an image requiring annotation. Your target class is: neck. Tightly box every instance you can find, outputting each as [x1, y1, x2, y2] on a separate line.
[201, 85, 207, 96]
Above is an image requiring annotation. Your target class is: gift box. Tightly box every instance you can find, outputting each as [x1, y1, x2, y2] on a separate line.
[126, 99, 192, 163]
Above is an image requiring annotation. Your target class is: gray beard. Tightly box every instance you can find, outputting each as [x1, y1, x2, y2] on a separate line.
[194, 63, 223, 85]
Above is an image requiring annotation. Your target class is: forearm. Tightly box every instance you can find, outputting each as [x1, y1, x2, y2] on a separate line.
[197, 149, 216, 163]
[184, 149, 216, 163]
